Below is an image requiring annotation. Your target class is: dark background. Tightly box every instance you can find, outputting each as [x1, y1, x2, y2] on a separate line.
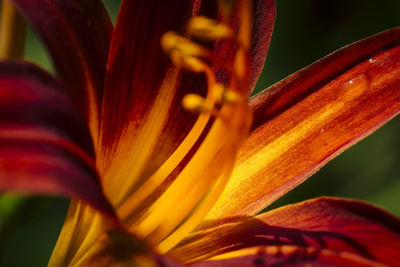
[0, 0, 399, 266]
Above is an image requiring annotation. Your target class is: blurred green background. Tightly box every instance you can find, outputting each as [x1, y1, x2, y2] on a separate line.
[0, 0, 399, 266]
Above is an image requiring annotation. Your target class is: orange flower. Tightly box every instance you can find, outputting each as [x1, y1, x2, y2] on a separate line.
[0, 0, 399, 266]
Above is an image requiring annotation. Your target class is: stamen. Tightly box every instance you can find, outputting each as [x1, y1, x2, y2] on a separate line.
[182, 94, 212, 113]
[162, 32, 197, 54]
[161, 31, 211, 72]
[157, 147, 235, 253]
[222, 89, 243, 103]
[182, 84, 243, 116]
[161, 31, 211, 59]
[188, 16, 233, 41]
[170, 50, 206, 73]
[211, 83, 225, 103]
[119, 0, 253, 254]
[117, 66, 218, 223]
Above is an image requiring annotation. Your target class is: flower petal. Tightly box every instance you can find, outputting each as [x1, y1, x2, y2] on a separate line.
[206, 27, 400, 219]
[64, 229, 184, 267]
[9, 0, 113, 139]
[172, 197, 400, 266]
[50, 2, 200, 264]
[98, 0, 276, 209]
[98, 0, 199, 206]
[249, 0, 276, 90]
[0, 61, 115, 218]
[94, 0, 275, 253]
[190, 248, 386, 267]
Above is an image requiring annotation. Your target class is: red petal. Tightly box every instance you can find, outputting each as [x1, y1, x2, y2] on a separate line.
[9, 0, 113, 138]
[206, 27, 400, 219]
[173, 197, 400, 266]
[250, 0, 276, 89]
[0, 61, 115, 219]
[189, 248, 386, 267]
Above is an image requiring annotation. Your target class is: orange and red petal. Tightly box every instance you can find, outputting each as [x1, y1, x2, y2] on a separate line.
[189, 247, 387, 267]
[0, 61, 115, 219]
[99, 0, 201, 208]
[98, 0, 276, 209]
[173, 197, 400, 266]
[9, 0, 113, 138]
[207, 27, 400, 219]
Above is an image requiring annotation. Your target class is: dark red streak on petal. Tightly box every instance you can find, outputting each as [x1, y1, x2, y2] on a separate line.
[0, 61, 116, 219]
[9, 0, 112, 130]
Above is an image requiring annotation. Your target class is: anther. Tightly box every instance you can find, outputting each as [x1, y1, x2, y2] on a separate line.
[161, 31, 211, 72]
[188, 16, 233, 41]
[211, 83, 242, 104]
[161, 31, 210, 58]
[182, 94, 212, 113]
[211, 83, 225, 103]
[170, 51, 206, 72]
[222, 90, 242, 103]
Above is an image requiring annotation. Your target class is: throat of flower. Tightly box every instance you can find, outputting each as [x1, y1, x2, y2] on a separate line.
[117, 0, 253, 254]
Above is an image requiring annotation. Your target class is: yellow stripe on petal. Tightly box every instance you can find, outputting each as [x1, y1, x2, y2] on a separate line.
[129, 101, 251, 252]
[232, 102, 345, 188]
[100, 66, 181, 208]
[207, 43, 400, 219]
[156, 108, 249, 253]
[49, 200, 113, 266]
[117, 112, 212, 221]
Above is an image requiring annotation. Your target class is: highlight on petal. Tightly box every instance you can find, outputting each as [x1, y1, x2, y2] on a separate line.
[206, 27, 400, 219]
[172, 197, 400, 266]
[9, 0, 113, 139]
[0, 61, 115, 218]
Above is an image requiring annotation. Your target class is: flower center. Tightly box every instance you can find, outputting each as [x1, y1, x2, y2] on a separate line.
[117, 0, 253, 254]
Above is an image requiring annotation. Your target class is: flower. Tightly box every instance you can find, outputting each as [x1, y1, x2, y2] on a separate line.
[0, 0, 399, 266]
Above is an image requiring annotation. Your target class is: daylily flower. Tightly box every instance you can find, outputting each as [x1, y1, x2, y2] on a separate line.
[0, 0, 399, 266]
